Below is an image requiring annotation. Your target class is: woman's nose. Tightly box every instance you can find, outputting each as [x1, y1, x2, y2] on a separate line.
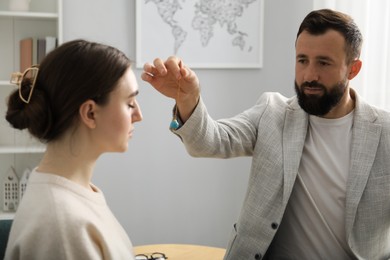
[132, 101, 143, 122]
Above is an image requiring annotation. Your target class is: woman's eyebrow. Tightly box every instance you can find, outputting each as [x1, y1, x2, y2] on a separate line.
[129, 90, 139, 98]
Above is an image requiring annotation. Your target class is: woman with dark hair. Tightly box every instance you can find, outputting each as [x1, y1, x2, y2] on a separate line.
[5, 39, 142, 259]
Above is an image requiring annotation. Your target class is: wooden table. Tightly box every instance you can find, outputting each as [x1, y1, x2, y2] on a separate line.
[134, 244, 226, 260]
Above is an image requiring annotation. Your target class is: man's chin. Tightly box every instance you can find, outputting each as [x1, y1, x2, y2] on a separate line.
[302, 94, 323, 104]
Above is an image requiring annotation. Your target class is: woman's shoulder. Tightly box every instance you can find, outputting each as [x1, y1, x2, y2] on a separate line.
[16, 171, 107, 225]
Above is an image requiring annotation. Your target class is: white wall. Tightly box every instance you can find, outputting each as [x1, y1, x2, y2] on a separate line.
[63, 0, 313, 248]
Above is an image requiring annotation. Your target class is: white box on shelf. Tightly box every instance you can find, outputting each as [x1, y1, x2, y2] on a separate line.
[2, 167, 19, 212]
[19, 167, 31, 200]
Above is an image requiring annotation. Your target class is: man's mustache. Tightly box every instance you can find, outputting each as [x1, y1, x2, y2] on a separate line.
[301, 81, 326, 89]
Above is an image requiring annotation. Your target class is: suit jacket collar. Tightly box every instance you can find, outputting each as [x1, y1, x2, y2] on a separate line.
[345, 89, 382, 239]
[282, 96, 308, 205]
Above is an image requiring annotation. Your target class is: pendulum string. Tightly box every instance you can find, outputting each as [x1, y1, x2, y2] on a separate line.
[170, 74, 181, 130]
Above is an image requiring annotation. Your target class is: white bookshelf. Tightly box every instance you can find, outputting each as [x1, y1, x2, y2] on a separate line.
[0, 10, 58, 18]
[0, 211, 14, 220]
[0, 0, 62, 218]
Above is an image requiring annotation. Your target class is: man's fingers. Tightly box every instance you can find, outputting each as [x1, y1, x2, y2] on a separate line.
[152, 58, 168, 75]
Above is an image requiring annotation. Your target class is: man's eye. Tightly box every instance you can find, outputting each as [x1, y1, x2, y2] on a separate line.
[128, 103, 135, 108]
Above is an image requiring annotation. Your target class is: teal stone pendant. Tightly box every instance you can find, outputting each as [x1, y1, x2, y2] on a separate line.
[170, 119, 180, 130]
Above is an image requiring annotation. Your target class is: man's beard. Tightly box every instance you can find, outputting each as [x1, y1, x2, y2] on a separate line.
[295, 80, 347, 116]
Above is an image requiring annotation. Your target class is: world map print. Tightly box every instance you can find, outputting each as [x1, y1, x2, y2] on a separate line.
[137, 0, 263, 68]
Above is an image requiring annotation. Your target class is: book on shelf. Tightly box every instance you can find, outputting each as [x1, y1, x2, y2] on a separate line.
[20, 36, 58, 72]
[20, 38, 33, 72]
[45, 36, 57, 55]
[37, 38, 46, 64]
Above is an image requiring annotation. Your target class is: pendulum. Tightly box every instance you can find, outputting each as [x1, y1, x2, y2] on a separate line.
[170, 92, 180, 129]
[170, 70, 181, 130]
[170, 118, 180, 130]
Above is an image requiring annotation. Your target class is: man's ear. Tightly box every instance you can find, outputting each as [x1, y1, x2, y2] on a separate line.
[348, 59, 362, 80]
[79, 100, 97, 129]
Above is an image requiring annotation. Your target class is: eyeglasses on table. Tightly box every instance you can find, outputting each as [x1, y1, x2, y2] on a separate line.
[135, 252, 168, 260]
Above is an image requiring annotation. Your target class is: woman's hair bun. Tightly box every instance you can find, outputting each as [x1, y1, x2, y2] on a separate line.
[6, 78, 52, 141]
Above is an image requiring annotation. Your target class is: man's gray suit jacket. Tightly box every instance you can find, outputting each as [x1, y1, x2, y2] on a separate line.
[174, 89, 390, 260]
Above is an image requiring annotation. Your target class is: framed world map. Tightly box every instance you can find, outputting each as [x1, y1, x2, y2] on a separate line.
[136, 0, 264, 69]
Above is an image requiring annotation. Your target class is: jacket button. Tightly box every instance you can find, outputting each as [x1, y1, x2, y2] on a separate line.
[254, 253, 262, 259]
[271, 222, 278, 229]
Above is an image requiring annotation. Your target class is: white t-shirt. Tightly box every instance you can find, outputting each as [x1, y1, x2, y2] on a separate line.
[267, 111, 355, 259]
[5, 169, 134, 260]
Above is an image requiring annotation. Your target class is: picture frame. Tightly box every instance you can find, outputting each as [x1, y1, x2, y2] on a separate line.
[136, 0, 264, 69]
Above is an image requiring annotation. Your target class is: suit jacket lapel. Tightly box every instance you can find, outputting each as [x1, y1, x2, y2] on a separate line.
[345, 91, 382, 239]
[282, 98, 308, 205]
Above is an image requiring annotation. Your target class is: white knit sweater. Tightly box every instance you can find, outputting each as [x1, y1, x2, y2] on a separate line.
[5, 170, 134, 260]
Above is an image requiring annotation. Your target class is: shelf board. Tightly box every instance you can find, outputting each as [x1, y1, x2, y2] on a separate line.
[0, 10, 58, 19]
[0, 145, 45, 154]
[0, 211, 15, 220]
[0, 80, 12, 86]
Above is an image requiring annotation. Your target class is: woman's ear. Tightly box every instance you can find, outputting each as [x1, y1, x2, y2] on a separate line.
[348, 59, 362, 80]
[79, 100, 97, 129]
